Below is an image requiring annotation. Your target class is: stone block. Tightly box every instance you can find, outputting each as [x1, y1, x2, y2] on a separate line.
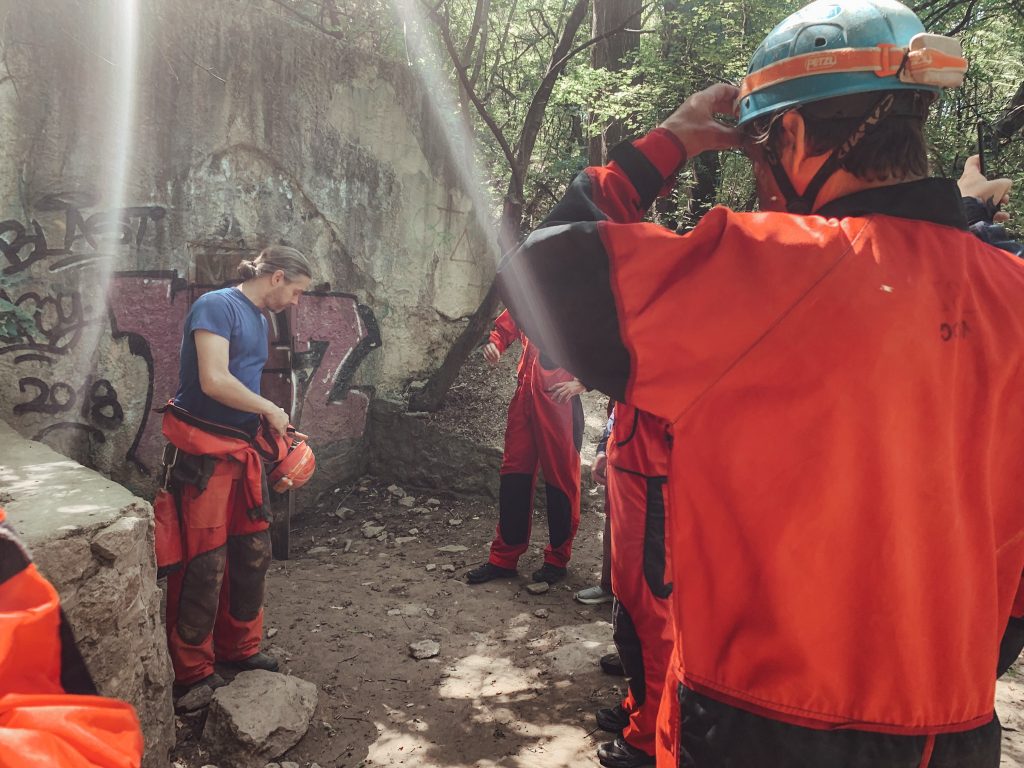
[91, 515, 148, 563]
[202, 671, 318, 767]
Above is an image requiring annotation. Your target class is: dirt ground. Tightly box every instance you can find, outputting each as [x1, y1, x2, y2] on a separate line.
[170, 474, 1024, 768]
[172, 478, 620, 768]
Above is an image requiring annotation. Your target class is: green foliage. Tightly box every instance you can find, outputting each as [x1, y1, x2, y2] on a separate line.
[557, 0, 1023, 222]
[925, 9, 1024, 194]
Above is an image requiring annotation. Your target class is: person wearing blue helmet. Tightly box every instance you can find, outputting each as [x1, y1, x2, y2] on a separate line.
[496, 0, 1024, 765]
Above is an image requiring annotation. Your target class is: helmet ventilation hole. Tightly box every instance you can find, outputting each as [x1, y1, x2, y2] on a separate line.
[814, 36, 827, 46]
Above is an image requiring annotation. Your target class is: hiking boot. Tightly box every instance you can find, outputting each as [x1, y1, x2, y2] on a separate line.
[597, 736, 655, 768]
[595, 704, 631, 733]
[574, 585, 614, 605]
[466, 562, 517, 584]
[600, 652, 625, 676]
[172, 672, 226, 700]
[220, 652, 279, 673]
[531, 563, 567, 584]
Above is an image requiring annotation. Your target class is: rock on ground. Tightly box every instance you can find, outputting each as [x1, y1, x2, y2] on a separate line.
[409, 640, 441, 660]
[530, 621, 615, 677]
[201, 671, 318, 767]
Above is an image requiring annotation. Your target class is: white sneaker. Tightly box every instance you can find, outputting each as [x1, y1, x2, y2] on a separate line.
[574, 585, 613, 605]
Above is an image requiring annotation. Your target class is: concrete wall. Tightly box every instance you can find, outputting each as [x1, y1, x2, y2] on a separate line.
[0, 419, 174, 767]
[0, 0, 497, 496]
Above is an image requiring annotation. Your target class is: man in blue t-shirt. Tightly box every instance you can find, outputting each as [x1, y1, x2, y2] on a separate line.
[161, 246, 312, 698]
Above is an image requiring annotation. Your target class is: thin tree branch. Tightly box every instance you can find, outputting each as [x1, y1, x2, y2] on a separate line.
[419, 0, 519, 185]
[548, 1, 652, 75]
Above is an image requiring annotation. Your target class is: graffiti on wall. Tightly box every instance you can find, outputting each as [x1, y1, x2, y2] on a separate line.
[1, 198, 381, 485]
[108, 273, 381, 475]
[1, 193, 166, 276]
[0, 286, 127, 449]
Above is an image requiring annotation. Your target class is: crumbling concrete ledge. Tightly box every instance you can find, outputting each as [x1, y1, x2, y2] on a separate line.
[0, 419, 174, 767]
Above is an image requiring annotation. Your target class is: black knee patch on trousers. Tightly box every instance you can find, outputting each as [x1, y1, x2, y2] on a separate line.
[178, 545, 226, 645]
[643, 477, 673, 599]
[545, 483, 572, 549]
[676, 684, 1001, 768]
[227, 529, 271, 621]
[499, 473, 534, 546]
[613, 598, 646, 707]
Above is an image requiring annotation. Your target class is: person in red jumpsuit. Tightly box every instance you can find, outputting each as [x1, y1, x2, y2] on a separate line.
[594, 403, 675, 768]
[466, 309, 586, 585]
[156, 246, 312, 698]
[497, 0, 1024, 763]
[0, 507, 143, 767]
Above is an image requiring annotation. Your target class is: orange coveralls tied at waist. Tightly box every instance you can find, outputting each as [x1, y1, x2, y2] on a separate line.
[154, 402, 315, 686]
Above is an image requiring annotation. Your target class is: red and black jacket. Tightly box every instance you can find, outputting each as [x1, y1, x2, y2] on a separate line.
[497, 128, 1024, 759]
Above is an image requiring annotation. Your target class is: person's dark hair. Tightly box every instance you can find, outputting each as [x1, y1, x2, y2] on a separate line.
[238, 245, 313, 282]
[744, 90, 933, 183]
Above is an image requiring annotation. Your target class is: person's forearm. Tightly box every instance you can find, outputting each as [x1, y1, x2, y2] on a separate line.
[201, 373, 280, 418]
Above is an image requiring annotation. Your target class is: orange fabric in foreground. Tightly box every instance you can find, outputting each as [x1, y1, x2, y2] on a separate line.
[0, 509, 143, 767]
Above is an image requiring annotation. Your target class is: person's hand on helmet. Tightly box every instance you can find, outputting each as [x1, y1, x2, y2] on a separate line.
[660, 84, 743, 158]
[958, 155, 1011, 223]
[265, 405, 290, 436]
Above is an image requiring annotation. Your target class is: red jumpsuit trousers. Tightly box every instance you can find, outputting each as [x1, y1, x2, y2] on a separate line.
[155, 407, 272, 686]
[487, 310, 584, 570]
[607, 402, 674, 759]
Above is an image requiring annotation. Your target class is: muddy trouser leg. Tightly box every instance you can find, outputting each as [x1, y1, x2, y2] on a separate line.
[213, 475, 271, 663]
[535, 394, 583, 568]
[166, 475, 232, 685]
[489, 386, 540, 570]
[609, 467, 673, 758]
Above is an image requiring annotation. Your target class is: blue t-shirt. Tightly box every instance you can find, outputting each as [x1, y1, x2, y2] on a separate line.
[173, 287, 268, 430]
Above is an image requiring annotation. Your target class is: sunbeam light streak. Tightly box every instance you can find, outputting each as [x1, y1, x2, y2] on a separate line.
[388, 0, 501, 263]
[72, 0, 140, 378]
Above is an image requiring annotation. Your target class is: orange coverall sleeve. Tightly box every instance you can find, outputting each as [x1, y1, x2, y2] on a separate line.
[488, 309, 521, 354]
[0, 510, 143, 767]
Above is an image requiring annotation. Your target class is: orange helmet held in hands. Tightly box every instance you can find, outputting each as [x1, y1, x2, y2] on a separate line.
[267, 434, 316, 493]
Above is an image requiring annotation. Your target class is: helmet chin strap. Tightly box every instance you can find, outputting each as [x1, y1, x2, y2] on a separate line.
[764, 93, 897, 215]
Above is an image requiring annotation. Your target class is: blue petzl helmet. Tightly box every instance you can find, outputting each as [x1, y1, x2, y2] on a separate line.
[737, 0, 966, 126]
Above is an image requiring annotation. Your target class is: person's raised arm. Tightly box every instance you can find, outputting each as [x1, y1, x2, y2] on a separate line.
[194, 330, 288, 435]
[540, 84, 741, 229]
[497, 85, 741, 408]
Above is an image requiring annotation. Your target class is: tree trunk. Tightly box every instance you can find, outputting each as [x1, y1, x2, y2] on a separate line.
[588, 0, 643, 165]
[992, 79, 1024, 143]
[408, 282, 500, 412]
